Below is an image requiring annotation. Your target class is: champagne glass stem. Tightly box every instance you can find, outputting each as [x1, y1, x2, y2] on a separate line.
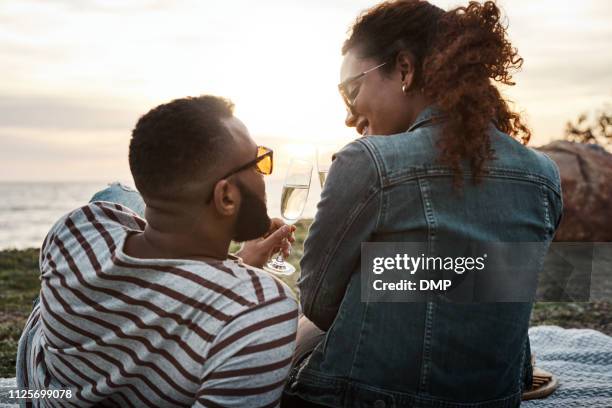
[274, 237, 291, 263]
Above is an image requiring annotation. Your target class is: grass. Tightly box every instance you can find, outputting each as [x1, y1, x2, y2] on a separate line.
[1, 222, 610, 377]
[531, 302, 611, 334]
[0, 248, 40, 378]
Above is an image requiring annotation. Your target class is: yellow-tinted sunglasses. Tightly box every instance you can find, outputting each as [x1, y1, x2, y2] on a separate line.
[206, 146, 273, 203]
[221, 145, 273, 178]
[254, 145, 273, 175]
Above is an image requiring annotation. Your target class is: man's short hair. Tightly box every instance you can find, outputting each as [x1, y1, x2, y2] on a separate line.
[129, 95, 234, 198]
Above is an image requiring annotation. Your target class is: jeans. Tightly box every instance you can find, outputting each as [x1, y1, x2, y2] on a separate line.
[89, 182, 146, 218]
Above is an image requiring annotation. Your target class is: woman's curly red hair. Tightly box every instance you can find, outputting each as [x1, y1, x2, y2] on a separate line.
[343, 0, 531, 185]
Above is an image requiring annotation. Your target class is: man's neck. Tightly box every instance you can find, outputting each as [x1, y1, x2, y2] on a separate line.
[124, 200, 233, 262]
[123, 223, 230, 262]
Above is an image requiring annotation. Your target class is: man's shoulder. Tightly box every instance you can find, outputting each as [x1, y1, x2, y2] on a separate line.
[187, 260, 298, 341]
[213, 259, 297, 306]
[42, 201, 142, 248]
[48, 201, 143, 236]
[152, 258, 297, 325]
[84, 201, 146, 229]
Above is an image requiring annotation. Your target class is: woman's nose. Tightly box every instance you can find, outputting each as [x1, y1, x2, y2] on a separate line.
[345, 108, 358, 128]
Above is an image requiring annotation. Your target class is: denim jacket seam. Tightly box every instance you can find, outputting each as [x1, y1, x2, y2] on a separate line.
[486, 167, 561, 192]
[386, 169, 560, 195]
[304, 153, 382, 322]
[347, 299, 369, 380]
[384, 163, 555, 178]
[385, 165, 555, 180]
[485, 167, 561, 195]
[541, 185, 552, 238]
[417, 177, 438, 246]
[357, 138, 386, 225]
[306, 188, 380, 316]
[417, 177, 438, 393]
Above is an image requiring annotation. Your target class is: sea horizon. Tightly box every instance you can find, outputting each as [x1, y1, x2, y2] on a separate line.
[0, 180, 320, 250]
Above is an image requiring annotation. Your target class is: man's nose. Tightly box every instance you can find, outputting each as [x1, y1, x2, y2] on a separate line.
[345, 108, 358, 128]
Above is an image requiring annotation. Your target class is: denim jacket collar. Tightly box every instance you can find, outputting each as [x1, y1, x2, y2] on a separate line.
[406, 105, 445, 133]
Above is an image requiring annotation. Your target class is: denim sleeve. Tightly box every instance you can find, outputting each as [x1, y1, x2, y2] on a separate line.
[544, 157, 563, 232]
[89, 182, 146, 218]
[552, 170, 563, 231]
[298, 140, 381, 330]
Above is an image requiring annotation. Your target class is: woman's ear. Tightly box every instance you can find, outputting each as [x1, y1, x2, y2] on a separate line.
[396, 50, 416, 92]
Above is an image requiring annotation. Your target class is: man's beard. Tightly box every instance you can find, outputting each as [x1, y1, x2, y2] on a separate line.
[233, 179, 271, 242]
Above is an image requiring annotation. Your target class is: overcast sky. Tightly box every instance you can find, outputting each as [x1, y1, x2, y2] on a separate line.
[0, 0, 610, 181]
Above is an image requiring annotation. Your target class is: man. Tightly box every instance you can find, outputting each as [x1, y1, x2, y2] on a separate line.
[17, 95, 298, 407]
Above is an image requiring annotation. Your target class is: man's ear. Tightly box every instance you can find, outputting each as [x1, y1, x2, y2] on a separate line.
[396, 50, 416, 91]
[212, 180, 239, 216]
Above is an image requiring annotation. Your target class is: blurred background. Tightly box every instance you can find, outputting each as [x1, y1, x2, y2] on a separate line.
[0, 0, 611, 248]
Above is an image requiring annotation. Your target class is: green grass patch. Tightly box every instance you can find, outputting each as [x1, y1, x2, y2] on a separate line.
[0, 248, 40, 377]
[531, 302, 611, 334]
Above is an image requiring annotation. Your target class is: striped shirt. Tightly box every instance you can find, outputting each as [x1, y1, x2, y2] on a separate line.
[18, 201, 298, 408]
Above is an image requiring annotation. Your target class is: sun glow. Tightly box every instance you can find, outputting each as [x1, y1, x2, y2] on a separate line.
[1, 0, 611, 182]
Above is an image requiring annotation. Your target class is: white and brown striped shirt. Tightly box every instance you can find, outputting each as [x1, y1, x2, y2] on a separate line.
[19, 202, 298, 407]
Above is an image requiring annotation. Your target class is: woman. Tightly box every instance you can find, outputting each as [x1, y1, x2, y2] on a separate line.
[283, 1, 562, 407]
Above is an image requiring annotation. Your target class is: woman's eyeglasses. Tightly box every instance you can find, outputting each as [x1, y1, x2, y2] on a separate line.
[337, 61, 388, 112]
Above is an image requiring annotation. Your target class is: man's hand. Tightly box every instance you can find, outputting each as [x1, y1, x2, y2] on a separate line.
[236, 218, 296, 268]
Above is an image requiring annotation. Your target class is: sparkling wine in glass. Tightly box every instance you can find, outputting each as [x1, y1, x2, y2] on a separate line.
[316, 146, 335, 188]
[318, 171, 328, 189]
[264, 159, 312, 275]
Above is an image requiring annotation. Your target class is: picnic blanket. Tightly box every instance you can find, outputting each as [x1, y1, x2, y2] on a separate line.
[1, 326, 611, 407]
[523, 326, 612, 407]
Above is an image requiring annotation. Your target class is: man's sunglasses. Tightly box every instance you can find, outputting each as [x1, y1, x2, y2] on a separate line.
[221, 145, 273, 179]
[207, 146, 273, 202]
[338, 61, 388, 113]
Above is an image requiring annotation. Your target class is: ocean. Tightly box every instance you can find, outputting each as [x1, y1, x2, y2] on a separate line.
[0, 180, 320, 250]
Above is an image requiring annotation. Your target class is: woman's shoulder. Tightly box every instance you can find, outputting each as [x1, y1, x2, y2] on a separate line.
[358, 125, 443, 173]
[489, 129, 562, 189]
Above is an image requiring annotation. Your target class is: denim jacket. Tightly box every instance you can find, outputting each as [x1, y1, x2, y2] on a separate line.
[287, 107, 563, 407]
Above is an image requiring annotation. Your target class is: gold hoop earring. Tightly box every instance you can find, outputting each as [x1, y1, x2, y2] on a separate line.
[402, 83, 408, 94]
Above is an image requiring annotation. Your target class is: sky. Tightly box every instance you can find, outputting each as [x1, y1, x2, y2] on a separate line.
[0, 0, 611, 183]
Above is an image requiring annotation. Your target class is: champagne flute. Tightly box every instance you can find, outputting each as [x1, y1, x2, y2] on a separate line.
[316, 146, 335, 188]
[264, 159, 312, 276]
